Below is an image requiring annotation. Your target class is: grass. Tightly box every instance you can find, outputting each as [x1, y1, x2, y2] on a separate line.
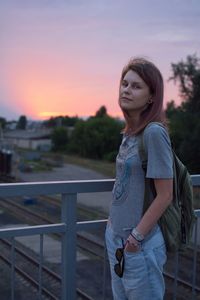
[17, 149, 200, 208]
[43, 152, 116, 178]
[62, 154, 200, 208]
[63, 154, 116, 178]
[22, 160, 52, 172]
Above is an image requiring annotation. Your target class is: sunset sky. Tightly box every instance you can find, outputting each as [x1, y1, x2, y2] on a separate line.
[1, 0, 200, 120]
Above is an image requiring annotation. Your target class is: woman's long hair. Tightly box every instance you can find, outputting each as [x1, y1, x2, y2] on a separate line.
[119, 57, 166, 135]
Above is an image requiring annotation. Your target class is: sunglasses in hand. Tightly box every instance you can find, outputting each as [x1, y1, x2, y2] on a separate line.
[114, 247, 125, 278]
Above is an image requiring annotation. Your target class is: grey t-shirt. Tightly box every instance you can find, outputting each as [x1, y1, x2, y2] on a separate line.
[109, 123, 173, 239]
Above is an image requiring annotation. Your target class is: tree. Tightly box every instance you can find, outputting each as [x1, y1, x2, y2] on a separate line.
[50, 105, 124, 161]
[51, 127, 68, 151]
[17, 115, 27, 130]
[83, 116, 122, 159]
[62, 115, 79, 126]
[169, 54, 200, 112]
[95, 105, 108, 118]
[44, 115, 79, 128]
[68, 116, 123, 160]
[0, 117, 6, 129]
[67, 120, 87, 156]
[166, 54, 200, 173]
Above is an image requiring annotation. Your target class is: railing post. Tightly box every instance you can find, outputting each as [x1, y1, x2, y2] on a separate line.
[192, 210, 200, 299]
[61, 193, 77, 300]
[11, 237, 15, 300]
[192, 219, 198, 300]
[173, 252, 179, 300]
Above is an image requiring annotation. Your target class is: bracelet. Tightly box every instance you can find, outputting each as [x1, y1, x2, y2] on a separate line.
[127, 235, 140, 247]
[131, 228, 144, 242]
[130, 233, 140, 244]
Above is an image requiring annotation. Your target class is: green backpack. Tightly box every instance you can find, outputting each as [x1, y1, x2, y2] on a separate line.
[138, 123, 196, 253]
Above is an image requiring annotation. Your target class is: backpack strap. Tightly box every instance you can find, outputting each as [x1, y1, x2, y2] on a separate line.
[138, 122, 166, 161]
[138, 132, 151, 213]
[137, 133, 147, 171]
[138, 122, 164, 214]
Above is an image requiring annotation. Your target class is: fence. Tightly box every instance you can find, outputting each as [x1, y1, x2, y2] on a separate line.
[0, 175, 199, 300]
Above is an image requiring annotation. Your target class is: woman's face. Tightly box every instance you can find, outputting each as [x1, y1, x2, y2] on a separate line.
[119, 70, 151, 116]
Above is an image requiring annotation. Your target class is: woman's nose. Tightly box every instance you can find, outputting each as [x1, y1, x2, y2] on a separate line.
[123, 84, 131, 93]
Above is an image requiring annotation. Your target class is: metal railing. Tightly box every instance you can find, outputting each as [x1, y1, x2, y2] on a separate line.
[0, 176, 199, 300]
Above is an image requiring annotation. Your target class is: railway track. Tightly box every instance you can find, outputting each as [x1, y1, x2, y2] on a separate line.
[0, 195, 199, 299]
[0, 238, 94, 300]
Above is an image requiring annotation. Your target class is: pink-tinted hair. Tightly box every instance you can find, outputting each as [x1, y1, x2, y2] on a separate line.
[119, 57, 166, 135]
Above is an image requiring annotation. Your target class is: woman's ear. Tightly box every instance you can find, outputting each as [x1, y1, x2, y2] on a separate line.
[147, 98, 153, 104]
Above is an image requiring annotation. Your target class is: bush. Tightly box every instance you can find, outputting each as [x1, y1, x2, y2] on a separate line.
[51, 127, 68, 152]
[103, 151, 118, 162]
[68, 116, 123, 159]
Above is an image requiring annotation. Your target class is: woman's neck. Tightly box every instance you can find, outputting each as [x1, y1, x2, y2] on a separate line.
[127, 111, 140, 128]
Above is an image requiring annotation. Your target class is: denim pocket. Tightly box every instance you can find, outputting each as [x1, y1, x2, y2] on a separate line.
[153, 243, 167, 271]
[123, 250, 147, 282]
[124, 247, 141, 256]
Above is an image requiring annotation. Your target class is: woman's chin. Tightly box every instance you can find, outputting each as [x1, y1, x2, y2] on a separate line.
[120, 103, 132, 111]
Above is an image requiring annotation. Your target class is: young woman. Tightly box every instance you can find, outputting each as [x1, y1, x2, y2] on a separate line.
[105, 57, 173, 300]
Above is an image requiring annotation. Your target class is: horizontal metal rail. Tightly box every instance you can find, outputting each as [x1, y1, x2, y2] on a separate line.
[0, 223, 66, 238]
[0, 179, 114, 197]
[0, 175, 198, 196]
[0, 220, 107, 238]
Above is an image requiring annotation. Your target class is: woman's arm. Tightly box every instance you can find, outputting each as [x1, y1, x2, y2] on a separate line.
[125, 125, 173, 252]
[135, 178, 173, 236]
[125, 178, 173, 252]
[137, 124, 174, 236]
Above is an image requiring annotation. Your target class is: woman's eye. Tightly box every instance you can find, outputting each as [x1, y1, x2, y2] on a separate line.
[132, 84, 140, 89]
[121, 81, 127, 87]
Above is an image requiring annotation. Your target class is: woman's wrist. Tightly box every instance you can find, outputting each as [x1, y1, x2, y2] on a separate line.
[127, 234, 140, 247]
[131, 228, 144, 242]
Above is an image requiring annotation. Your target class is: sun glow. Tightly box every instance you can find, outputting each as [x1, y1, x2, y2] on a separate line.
[2, 51, 180, 121]
[38, 111, 76, 119]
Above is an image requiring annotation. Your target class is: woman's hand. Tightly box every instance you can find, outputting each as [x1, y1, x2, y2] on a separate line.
[125, 234, 141, 253]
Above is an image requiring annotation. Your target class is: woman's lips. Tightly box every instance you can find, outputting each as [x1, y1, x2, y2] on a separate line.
[120, 97, 132, 101]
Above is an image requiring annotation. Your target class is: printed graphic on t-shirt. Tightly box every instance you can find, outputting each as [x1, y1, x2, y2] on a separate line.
[112, 159, 132, 205]
[112, 137, 138, 206]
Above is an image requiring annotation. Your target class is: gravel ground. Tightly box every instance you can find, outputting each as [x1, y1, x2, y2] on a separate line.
[0, 261, 41, 300]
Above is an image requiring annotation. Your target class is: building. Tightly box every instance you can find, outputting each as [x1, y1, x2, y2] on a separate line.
[3, 129, 52, 151]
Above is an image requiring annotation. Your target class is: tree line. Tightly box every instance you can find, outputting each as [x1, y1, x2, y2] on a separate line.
[165, 54, 200, 174]
[50, 106, 124, 162]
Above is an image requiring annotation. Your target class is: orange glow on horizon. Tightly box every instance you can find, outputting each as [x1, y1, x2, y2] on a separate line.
[38, 111, 78, 119]
[36, 110, 123, 120]
[4, 53, 180, 121]
[6, 58, 121, 121]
